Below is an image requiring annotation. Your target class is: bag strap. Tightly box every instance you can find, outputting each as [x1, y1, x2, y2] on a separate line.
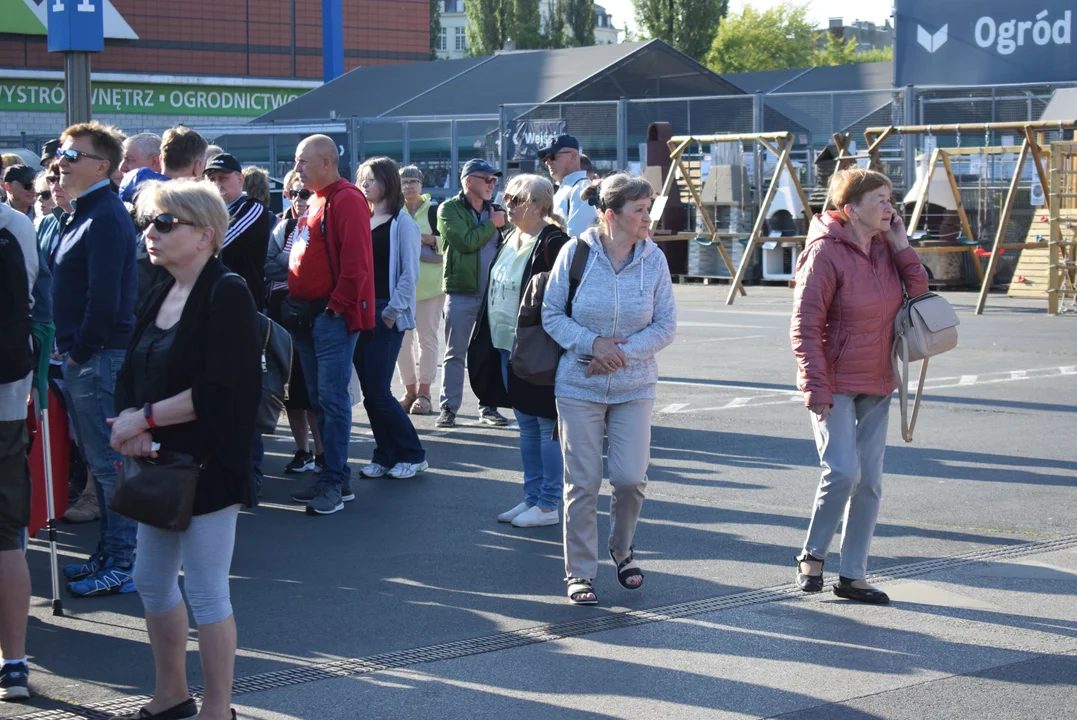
[892, 333, 929, 443]
[566, 240, 590, 318]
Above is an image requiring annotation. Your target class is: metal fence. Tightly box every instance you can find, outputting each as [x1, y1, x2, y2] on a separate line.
[22, 80, 1053, 201]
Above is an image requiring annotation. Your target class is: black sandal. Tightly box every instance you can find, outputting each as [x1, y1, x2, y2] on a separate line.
[565, 577, 598, 605]
[610, 548, 644, 590]
[795, 552, 825, 593]
[111, 698, 198, 719]
[833, 576, 890, 604]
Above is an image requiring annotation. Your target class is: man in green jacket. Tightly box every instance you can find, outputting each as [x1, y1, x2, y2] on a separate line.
[435, 159, 510, 428]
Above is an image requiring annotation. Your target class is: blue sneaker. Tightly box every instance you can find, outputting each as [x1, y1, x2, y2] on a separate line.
[0, 661, 30, 701]
[66, 556, 136, 597]
[63, 552, 102, 581]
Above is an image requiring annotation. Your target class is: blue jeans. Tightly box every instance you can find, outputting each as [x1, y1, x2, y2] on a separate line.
[61, 350, 137, 565]
[355, 300, 425, 467]
[292, 313, 358, 489]
[500, 350, 563, 511]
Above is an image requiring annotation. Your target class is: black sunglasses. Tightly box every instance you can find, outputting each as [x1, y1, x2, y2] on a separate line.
[503, 194, 527, 208]
[37, 190, 52, 200]
[56, 148, 105, 163]
[290, 188, 312, 200]
[145, 213, 195, 234]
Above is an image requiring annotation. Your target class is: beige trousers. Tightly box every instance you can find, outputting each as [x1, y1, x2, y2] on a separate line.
[396, 294, 444, 387]
[557, 396, 654, 580]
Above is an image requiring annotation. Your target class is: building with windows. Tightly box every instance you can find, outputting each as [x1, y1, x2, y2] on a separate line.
[822, 18, 893, 52]
[436, 0, 621, 60]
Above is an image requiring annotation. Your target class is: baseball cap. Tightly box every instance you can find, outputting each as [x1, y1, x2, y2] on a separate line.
[203, 153, 242, 175]
[460, 158, 502, 180]
[3, 164, 36, 188]
[40, 139, 61, 166]
[537, 134, 580, 159]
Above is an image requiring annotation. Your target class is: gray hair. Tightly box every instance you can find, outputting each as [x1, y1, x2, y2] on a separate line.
[242, 166, 272, 207]
[204, 144, 225, 163]
[135, 178, 230, 254]
[124, 132, 161, 158]
[580, 173, 653, 233]
[399, 165, 424, 183]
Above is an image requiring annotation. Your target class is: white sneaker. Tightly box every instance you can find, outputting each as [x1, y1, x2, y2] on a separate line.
[359, 462, 390, 478]
[497, 502, 532, 523]
[511, 505, 560, 528]
[388, 461, 429, 479]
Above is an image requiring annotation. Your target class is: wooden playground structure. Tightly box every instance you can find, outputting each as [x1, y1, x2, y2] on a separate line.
[649, 119, 1077, 313]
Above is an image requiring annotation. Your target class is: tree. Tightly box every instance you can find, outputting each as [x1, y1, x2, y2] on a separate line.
[430, 0, 442, 59]
[544, 0, 567, 48]
[816, 35, 893, 65]
[465, 0, 512, 56]
[705, 2, 816, 73]
[514, 0, 544, 49]
[564, 0, 596, 47]
[633, 0, 729, 62]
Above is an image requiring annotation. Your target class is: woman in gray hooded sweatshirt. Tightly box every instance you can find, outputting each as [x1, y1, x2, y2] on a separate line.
[541, 173, 677, 605]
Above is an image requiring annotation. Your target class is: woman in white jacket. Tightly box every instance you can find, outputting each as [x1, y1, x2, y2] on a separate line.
[542, 173, 677, 605]
[354, 157, 428, 479]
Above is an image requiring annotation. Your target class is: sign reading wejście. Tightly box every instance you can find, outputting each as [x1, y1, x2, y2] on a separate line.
[895, 0, 1073, 86]
[0, 80, 306, 117]
[47, 0, 105, 53]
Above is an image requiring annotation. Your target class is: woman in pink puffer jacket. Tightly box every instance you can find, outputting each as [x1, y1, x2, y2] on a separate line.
[789, 168, 929, 605]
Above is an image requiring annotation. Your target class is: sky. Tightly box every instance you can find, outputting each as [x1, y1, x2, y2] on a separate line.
[601, 0, 894, 35]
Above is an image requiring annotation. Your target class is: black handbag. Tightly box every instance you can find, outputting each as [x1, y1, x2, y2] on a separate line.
[279, 187, 341, 333]
[109, 452, 201, 531]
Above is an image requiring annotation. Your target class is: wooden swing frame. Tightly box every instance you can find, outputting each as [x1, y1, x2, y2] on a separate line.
[858, 120, 1077, 314]
[650, 131, 813, 305]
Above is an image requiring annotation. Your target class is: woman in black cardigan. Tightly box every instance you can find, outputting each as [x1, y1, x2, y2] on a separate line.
[108, 179, 260, 720]
[468, 174, 570, 529]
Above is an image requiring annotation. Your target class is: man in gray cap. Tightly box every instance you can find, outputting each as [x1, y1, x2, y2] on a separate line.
[434, 159, 510, 428]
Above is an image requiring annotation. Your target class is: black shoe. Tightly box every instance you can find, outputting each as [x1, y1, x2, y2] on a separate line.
[313, 454, 325, 473]
[111, 697, 197, 719]
[479, 408, 509, 427]
[795, 552, 825, 593]
[833, 576, 890, 604]
[285, 449, 315, 474]
[435, 407, 456, 428]
[0, 661, 29, 702]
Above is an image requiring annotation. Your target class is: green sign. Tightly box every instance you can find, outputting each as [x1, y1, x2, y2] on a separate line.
[0, 79, 308, 117]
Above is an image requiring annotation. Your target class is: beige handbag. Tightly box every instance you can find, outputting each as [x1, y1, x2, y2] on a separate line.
[891, 292, 960, 442]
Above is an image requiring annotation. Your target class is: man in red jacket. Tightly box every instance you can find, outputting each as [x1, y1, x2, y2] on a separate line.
[287, 134, 374, 516]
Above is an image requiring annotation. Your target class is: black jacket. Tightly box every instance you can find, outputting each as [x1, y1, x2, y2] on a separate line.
[468, 224, 570, 420]
[221, 194, 271, 310]
[115, 257, 262, 515]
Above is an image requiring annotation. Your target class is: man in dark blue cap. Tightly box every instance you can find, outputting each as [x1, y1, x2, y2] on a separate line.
[434, 159, 510, 428]
[539, 134, 597, 238]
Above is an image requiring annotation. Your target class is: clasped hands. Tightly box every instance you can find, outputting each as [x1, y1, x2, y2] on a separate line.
[584, 336, 629, 378]
[106, 408, 158, 458]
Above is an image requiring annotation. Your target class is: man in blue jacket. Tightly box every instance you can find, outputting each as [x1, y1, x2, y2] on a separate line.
[51, 122, 139, 597]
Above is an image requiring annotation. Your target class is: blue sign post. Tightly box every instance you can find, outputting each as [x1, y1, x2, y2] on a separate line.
[322, 0, 344, 82]
[46, 0, 105, 126]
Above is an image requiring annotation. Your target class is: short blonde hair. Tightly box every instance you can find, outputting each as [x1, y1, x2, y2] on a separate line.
[135, 179, 230, 254]
[503, 174, 563, 230]
[826, 168, 893, 221]
[242, 166, 272, 207]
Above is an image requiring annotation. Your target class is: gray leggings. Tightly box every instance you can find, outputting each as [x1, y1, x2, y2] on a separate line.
[133, 504, 240, 626]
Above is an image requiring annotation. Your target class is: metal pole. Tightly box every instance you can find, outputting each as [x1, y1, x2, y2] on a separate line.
[450, 119, 459, 195]
[753, 93, 763, 213]
[617, 97, 628, 171]
[268, 133, 277, 177]
[64, 52, 92, 126]
[402, 121, 410, 166]
[903, 86, 916, 193]
[499, 104, 508, 178]
[349, 117, 359, 179]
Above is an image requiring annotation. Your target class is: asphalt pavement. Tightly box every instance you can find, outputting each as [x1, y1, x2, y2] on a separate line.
[4, 286, 1076, 720]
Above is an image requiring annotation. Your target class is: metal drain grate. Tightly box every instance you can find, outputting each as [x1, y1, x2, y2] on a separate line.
[15, 533, 1077, 720]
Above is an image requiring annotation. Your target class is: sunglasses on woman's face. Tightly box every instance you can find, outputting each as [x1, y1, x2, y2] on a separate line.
[291, 188, 312, 200]
[503, 194, 527, 209]
[37, 190, 52, 200]
[146, 213, 195, 234]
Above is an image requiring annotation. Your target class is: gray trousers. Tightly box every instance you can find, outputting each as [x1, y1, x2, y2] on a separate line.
[803, 392, 891, 580]
[558, 396, 653, 580]
[439, 293, 493, 415]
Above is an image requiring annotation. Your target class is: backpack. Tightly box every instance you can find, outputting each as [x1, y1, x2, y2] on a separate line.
[510, 238, 590, 386]
[212, 272, 293, 434]
[891, 291, 960, 443]
[0, 229, 33, 384]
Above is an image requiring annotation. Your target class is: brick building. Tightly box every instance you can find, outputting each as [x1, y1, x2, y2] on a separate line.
[1, 0, 429, 154]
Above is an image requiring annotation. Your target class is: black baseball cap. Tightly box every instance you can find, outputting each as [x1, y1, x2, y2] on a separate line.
[203, 153, 242, 175]
[3, 164, 35, 188]
[459, 158, 501, 181]
[537, 134, 580, 159]
[40, 139, 61, 166]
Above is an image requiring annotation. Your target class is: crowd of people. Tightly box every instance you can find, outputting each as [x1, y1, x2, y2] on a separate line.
[0, 121, 928, 717]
